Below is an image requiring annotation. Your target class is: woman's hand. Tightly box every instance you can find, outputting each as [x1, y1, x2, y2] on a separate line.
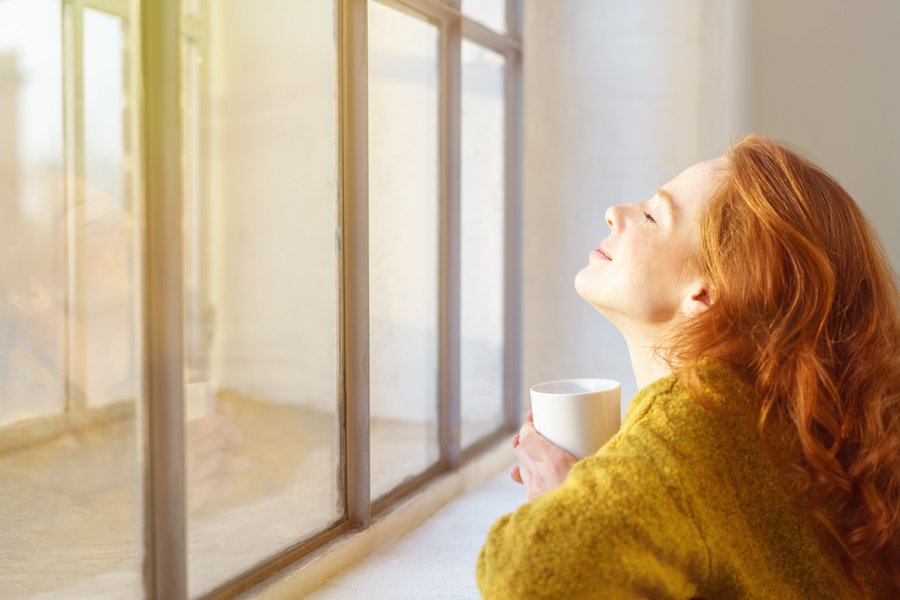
[511, 410, 578, 500]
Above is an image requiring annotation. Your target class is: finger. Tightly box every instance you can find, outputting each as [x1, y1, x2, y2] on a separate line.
[514, 437, 543, 472]
[527, 410, 533, 422]
[517, 422, 541, 456]
[510, 465, 523, 484]
[518, 421, 537, 439]
[518, 421, 540, 442]
[517, 422, 562, 462]
[517, 423, 527, 447]
[519, 463, 535, 498]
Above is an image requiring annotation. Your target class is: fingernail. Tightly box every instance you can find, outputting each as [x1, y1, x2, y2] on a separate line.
[513, 434, 519, 448]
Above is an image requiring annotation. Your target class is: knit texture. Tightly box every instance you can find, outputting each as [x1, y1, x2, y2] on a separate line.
[476, 362, 888, 599]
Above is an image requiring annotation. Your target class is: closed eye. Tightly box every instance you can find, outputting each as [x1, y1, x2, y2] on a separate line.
[643, 211, 656, 224]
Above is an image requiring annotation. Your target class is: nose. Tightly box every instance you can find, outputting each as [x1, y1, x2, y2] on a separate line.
[605, 204, 623, 232]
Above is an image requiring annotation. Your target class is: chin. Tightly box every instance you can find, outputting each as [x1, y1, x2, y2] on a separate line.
[573, 271, 607, 313]
[573, 267, 591, 300]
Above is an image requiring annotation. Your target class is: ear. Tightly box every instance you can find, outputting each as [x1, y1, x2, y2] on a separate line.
[682, 281, 713, 317]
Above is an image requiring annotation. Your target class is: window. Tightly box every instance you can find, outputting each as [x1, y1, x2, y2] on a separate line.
[460, 39, 508, 448]
[0, 0, 521, 597]
[463, 0, 508, 33]
[368, 0, 442, 500]
[180, 1, 344, 595]
[1, 0, 144, 597]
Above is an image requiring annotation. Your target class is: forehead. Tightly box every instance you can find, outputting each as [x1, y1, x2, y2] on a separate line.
[663, 158, 724, 215]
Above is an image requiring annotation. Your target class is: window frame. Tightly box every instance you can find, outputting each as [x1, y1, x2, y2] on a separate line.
[191, 1, 522, 596]
[0, 0, 521, 597]
[341, 0, 525, 530]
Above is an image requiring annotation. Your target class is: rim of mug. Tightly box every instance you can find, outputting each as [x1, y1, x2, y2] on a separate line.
[530, 378, 621, 394]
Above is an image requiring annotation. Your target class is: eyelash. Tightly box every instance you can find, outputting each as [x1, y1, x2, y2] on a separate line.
[643, 211, 656, 224]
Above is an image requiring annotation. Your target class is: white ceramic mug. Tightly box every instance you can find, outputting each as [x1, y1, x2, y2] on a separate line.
[529, 378, 621, 459]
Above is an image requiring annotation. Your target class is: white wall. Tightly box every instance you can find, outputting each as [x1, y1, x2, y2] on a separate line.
[745, 0, 900, 268]
[522, 0, 748, 412]
[521, 0, 900, 415]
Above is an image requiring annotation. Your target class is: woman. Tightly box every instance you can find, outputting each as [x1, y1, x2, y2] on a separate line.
[477, 135, 899, 599]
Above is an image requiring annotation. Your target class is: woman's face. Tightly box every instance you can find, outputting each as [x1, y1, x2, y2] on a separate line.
[574, 158, 723, 329]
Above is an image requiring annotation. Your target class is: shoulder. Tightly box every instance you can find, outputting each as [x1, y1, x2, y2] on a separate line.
[606, 361, 759, 468]
[629, 360, 754, 418]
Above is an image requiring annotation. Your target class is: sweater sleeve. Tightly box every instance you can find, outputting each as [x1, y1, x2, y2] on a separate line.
[476, 399, 710, 599]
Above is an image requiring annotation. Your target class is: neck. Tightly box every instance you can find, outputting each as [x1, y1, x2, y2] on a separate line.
[621, 327, 674, 390]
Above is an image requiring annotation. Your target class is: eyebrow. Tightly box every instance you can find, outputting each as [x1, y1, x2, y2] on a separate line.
[656, 187, 679, 218]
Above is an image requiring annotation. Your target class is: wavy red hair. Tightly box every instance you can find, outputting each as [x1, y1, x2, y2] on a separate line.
[669, 134, 900, 597]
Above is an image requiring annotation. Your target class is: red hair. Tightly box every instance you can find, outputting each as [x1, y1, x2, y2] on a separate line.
[670, 134, 900, 596]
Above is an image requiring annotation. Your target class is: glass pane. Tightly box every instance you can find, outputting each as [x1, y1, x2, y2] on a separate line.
[460, 41, 506, 448]
[0, 2, 65, 425]
[83, 9, 134, 409]
[368, 1, 440, 500]
[0, 3, 144, 598]
[462, 0, 507, 33]
[184, 1, 341, 594]
[183, 0, 201, 18]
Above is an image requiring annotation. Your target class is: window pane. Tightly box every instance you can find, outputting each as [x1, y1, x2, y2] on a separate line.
[0, 1, 65, 425]
[183, 0, 201, 17]
[0, 3, 144, 597]
[184, 1, 342, 594]
[462, 0, 507, 33]
[368, 1, 440, 500]
[83, 9, 135, 409]
[460, 41, 506, 448]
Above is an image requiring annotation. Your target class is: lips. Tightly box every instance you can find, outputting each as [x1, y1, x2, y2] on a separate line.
[595, 241, 612, 261]
[590, 247, 612, 261]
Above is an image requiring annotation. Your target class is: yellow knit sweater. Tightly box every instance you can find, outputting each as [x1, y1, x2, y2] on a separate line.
[477, 363, 888, 599]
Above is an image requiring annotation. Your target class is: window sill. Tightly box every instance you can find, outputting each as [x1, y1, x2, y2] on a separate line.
[246, 434, 519, 599]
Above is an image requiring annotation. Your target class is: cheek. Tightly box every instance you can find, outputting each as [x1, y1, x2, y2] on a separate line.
[616, 243, 684, 316]
[627, 237, 684, 283]
[626, 236, 655, 265]
[612, 242, 656, 288]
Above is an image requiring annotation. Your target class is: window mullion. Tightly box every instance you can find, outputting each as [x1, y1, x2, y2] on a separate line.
[506, 0, 521, 40]
[439, 15, 462, 470]
[461, 15, 520, 55]
[61, 0, 86, 417]
[504, 0, 523, 430]
[340, 0, 372, 528]
[141, 0, 187, 596]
